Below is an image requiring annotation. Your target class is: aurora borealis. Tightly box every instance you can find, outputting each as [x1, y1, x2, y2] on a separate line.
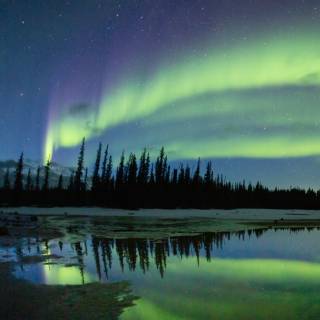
[2, 0, 320, 188]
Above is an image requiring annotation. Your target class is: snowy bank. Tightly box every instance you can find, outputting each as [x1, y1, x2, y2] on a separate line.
[1, 207, 320, 221]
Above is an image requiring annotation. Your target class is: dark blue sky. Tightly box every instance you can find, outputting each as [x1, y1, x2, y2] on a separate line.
[1, 0, 320, 188]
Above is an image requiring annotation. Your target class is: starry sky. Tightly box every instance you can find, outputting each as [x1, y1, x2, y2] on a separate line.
[1, 0, 320, 188]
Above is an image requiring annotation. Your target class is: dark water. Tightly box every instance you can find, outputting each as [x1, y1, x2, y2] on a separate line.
[1, 218, 320, 319]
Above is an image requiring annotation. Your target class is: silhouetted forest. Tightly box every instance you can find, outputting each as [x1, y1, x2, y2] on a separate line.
[1, 138, 320, 209]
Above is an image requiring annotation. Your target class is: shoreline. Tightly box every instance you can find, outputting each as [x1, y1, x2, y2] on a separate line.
[1, 207, 320, 221]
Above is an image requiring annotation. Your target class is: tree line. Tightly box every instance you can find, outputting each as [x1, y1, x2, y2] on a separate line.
[1, 138, 320, 209]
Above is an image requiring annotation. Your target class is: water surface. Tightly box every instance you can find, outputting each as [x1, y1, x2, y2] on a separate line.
[1, 216, 320, 319]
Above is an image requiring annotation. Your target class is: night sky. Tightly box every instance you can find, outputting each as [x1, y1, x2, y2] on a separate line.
[1, 0, 320, 188]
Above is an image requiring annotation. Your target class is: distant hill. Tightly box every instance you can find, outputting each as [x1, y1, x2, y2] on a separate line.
[0, 159, 75, 188]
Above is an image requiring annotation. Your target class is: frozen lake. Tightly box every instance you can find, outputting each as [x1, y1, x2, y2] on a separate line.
[1, 210, 320, 319]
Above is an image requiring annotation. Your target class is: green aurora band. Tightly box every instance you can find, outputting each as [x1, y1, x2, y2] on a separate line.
[44, 30, 320, 161]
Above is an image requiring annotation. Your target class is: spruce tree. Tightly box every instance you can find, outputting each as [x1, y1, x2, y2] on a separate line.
[101, 147, 113, 192]
[35, 166, 40, 191]
[172, 169, 178, 185]
[92, 143, 102, 191]
[42, 159, 51, 191]
[127, 153, 138, 186]
[101, 145, 109, 187]
[3, 168, 10, 190]
[57, 174, 63, 190]
[138, 149, 150, 185]
[26, 168, 32, 191]
[68, 172, 74, 191]
[116, 152, 125, 189]
[104, 155, 113, 189]
[163, 155, 167, 183]
[74, 138, 85, 192]
[149, 164, 155, 184]
[83, 167, 88, 191]
[165, 165, 171, 185]
[145, 153, 150, 183]
[138, 148, 146, 185]
[155, 147, 166, 184]
[185, 165, 191, 184]
[193, 158, 201, 185]
[204, 161, 214, 186]
[178, 164, 185, 185]
[14, 153, 24, 192]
